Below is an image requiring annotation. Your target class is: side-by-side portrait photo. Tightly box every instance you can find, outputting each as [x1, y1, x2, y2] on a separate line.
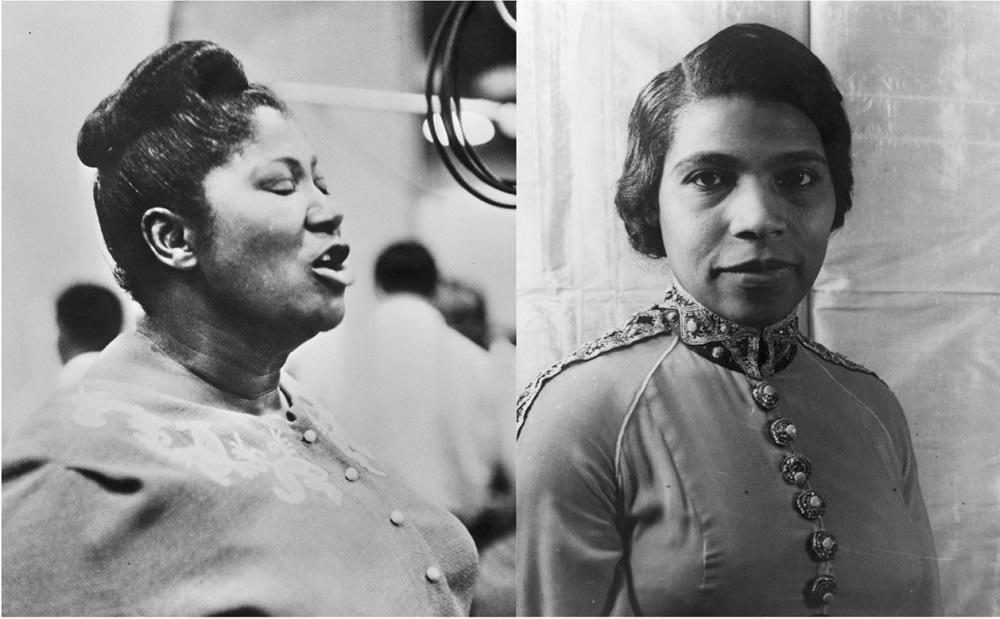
[2, 1, 998, 616]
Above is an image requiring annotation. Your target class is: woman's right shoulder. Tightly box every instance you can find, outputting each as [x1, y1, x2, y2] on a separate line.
[516, 305, 678, 444]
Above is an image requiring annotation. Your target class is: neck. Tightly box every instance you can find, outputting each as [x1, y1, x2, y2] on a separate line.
[665, 282, 799, 379]
[140, 292, 293, 407]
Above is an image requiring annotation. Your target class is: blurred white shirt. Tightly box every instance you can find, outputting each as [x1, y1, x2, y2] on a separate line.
[348, 293, 502, 522]
[57, 351, 101, 389]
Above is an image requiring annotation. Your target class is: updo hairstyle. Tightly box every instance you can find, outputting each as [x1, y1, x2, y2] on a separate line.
[614, 23, 854, 258]
[77, 40, 287, 310]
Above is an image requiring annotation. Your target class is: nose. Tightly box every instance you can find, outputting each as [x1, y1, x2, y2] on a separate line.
[728, 178, 787, 240]
[305, 189, 344, 235]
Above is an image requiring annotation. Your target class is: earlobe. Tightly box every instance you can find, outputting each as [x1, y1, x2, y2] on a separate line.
[141, 208, 198, 271]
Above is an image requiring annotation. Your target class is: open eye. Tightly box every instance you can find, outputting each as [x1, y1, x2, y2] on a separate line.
[776, 169, 818, 188]
[686, 170, 731, 189]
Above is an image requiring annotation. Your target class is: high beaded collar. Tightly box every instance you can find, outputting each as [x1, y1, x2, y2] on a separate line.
[661, 283, 798, 380]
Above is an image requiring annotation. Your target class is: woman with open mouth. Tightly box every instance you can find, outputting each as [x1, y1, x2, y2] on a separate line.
[2, 40, 477, 616]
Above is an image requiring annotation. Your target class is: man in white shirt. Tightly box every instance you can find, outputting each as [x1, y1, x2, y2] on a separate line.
[356, 241, 504, 528]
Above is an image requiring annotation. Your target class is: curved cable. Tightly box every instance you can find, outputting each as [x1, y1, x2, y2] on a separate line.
[425, 0, 515, 209]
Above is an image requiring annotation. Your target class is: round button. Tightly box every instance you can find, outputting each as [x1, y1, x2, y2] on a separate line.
[810, 530, 838, 561]
[344, 467, 359, 482]
[752, 381, 780, 411]
[425, 566, 442, 583]
[781, 454, 813, 485]
[390, 510, 405, 526]
[795, 490, 826, 520]
[769, 418, 797, 446]
[685, 319, 699, 334]
[807, 575, 838, 606]
[302, 429, 317, 443]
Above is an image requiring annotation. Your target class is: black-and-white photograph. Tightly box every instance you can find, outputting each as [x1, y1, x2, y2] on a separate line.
[516, 1, 998, 616]
[3, 0, 1000, 617]
[2, 1, 515, 615]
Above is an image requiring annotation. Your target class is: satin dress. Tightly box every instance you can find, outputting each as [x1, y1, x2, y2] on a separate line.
[3, 323, 478, 616]
[516, 284, 940, 616]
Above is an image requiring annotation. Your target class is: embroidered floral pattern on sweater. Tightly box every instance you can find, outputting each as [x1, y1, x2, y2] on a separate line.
[70, 389, 346, 505]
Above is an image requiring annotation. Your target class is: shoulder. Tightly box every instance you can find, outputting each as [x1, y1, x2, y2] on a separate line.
[517, 303, 677, 441]
[795, 332, 911, 444]
[796, 332, 886, 384]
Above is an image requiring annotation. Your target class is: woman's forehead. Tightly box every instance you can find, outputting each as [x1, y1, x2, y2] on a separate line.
[665, 97, 824, 168]
[241, 107, 316, 166]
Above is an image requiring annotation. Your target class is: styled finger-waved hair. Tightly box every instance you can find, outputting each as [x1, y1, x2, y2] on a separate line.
[77, 40, 286, 310]
[614, 23, 854, 258]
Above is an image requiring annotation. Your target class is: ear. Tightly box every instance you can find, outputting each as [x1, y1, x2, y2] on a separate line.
[644, 203, 661, 227]
[141, 207, 199, 271]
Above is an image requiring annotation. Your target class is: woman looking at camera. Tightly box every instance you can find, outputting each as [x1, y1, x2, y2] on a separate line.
[516, 24, 940, 616]
[2, 41, 476, 616]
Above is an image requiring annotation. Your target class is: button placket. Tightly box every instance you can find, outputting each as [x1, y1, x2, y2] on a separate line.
[751, 378, 838, 612]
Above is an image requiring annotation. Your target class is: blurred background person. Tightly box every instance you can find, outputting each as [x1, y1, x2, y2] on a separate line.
[340, 240, 507, 533]
[55, 283, 124, 388]
[436, 277, 516, 617]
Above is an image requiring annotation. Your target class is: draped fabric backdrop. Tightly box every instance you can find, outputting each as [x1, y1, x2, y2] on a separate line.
[517, 2, 1000, 614]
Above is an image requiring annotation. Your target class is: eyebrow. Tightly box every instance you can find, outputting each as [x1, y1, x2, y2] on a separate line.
[668, 150, 829, 173]
[271, 156, 319, 176]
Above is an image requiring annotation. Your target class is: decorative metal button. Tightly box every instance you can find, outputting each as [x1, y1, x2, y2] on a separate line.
[795, 490, 827, 520]
[751, 381, 780, 411]
[769, 418, 797, 446]
[806, 574, 838, 606]
[685, 319, 699, 334]
[425, 566, 442, 583]
[390, 510, 405, 526]
[665, 310, 679, 324]
[711, 346, 725, 359]
[302, 429, 317, 443]
[344, 467, 359, 482]
[781, 454, 813, 485]
[286, 411, 296, 422]
[809, 530, 838, 561]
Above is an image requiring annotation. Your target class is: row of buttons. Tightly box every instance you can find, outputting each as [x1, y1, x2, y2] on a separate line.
[286, 408, 445, 586]
[752, 379, 838, 610]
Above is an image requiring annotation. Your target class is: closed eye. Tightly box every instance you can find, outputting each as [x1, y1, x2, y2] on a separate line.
[266, 178, 296, 195]
[314, 175, 330, 195]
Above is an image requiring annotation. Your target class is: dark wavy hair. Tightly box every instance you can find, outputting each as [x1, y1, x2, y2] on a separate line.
[614, 23, 854, 258]
[77, 40, 287, 311]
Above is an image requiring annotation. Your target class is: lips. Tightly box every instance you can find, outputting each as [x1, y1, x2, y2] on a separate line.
[720, 258, 796, 274]
[313, 244, 350, 270]
[311, 244, 355, 287]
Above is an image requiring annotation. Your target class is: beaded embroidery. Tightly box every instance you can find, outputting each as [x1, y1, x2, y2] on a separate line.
[515, 303, 675, 437]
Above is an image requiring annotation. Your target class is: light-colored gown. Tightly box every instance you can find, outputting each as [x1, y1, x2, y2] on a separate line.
[516, 284, 940, 616]
[3, 321, 478, 616]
